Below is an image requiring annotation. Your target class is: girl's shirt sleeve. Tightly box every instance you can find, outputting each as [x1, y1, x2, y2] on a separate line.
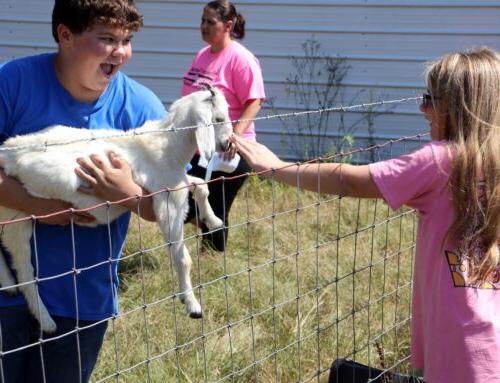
[233, 53, 266, 105]
[368, 142, 451, 212]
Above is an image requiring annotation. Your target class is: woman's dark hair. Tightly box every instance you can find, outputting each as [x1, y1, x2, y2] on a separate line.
[52, 0, 143, 43]
[205, 1, 245, 40]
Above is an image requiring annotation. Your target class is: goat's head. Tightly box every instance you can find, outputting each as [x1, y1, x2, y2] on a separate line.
[169, 86, 232, 160]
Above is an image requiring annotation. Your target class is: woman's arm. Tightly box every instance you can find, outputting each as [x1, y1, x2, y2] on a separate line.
[230, 135, 382, 199]
[224, 98, 262, 160]
[233, 98, 262, 136]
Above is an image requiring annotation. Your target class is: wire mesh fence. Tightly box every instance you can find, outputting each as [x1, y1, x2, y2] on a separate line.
[0, 99, 427, 382]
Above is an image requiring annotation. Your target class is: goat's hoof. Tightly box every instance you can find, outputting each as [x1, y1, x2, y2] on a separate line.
[189, 311, 203, 319]
[205, 217, 223, 231]
[40, 314, 57, 334]
[41, 321, 57, 334]
[44, 323, 57, 334]
[185, 300, 202, 319]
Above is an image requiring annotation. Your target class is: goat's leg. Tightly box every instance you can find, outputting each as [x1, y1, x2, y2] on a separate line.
[2, 219, 57, 333]
[187, 175, 223, 230]
[0, 247, 18, 295]
[170, 240, 202, 318]
[155, 196, 202, 318]
[0, 209, 21, 295]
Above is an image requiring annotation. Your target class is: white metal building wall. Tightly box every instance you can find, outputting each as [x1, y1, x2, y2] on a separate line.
[1, 0, 500, 158]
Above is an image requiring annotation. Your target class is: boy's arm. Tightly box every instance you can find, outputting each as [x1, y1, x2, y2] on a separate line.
[0, 169, 95, 225]
[230, 135, 382, 199]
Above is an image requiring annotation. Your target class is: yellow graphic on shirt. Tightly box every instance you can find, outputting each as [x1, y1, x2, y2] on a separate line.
[445, 250, 500, 289]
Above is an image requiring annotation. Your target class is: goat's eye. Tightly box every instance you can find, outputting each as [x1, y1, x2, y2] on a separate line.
[215, 118, 225, 123]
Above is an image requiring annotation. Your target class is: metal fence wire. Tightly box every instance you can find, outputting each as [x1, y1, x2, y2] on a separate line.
[0, 98, 427, 382]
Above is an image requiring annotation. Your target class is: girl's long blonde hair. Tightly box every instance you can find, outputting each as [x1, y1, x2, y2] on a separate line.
[426, 47, 500, 284]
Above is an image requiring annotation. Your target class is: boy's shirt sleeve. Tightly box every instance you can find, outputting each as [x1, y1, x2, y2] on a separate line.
[0, 84, 8, 138]
[0, 63, 14, 142]
[135, 86, 166, 124]
[120, 76, 167, 130]
[142, 89, 167, 122]
[369, 142, 450, 212]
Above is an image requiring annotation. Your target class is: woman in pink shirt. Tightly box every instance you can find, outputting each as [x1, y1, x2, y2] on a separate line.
[183, 0, 266, 251]
[232, 48, 500, 383]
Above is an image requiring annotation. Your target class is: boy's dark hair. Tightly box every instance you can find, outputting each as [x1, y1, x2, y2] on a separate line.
[52, 0, 143, 43]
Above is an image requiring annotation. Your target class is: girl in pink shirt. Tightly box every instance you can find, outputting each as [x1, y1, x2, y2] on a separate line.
[232, 48, 500, 383]
[183, 0, 266, 251]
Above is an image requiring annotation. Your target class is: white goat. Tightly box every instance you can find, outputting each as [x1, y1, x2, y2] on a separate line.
[0, 87, 233, 333]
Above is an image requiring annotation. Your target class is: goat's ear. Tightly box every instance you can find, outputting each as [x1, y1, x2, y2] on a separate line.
[195, 116, 216, 162]
[199, 82, 216, 98]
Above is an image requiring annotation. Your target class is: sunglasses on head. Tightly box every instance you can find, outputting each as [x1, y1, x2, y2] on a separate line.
[421, 93, 440, 108]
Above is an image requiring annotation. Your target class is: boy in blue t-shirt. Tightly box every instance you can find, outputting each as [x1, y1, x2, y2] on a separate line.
[0, 1, 166, 381]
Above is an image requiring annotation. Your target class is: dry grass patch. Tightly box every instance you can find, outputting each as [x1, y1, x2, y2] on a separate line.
[93, 176, 416, 382]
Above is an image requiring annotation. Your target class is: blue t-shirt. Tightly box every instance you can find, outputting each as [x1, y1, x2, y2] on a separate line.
[0, 53, 166, 320]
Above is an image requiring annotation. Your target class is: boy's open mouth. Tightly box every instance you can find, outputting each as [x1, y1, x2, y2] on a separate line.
[100, 63, 116, 77]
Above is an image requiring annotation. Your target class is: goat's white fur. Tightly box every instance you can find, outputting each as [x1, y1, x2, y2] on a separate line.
[0, 88, 233, 333]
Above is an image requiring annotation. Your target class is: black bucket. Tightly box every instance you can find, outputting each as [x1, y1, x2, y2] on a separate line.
[328, 359, 424, 383]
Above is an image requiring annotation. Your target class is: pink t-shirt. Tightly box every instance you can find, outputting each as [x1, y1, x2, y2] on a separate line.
[182, 41, 266, 141]
[369, 141, 500, 383]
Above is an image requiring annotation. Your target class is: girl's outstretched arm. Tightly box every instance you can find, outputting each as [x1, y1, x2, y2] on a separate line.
[230, 135, 382, 199]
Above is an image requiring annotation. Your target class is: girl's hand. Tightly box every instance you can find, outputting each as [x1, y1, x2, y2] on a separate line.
[222, 140, 238, 161]
[229, 134, 286, 173]
[75, 151, 142, 203]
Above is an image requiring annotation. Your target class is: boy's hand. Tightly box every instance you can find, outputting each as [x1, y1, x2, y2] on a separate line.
[75, 151, 142, 203]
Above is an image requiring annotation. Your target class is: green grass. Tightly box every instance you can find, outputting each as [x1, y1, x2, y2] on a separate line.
[92, 175, 417, 382]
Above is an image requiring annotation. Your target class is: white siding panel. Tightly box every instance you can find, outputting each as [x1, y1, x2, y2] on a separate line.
[235, 5, 500, 35]
[242, 31, 500, 60]
[126, 51, 427, 89]
[2, 0, 500, 160]
[0, 1, 51, 22]
[7, 21, 496, 62]
[250, 112, 427, 142]
[146, 0, 500, 6]
[132, 25, 500, 61]
[131, 73, 422, 116]
[0, 45, 55, 63]
[138, 2, 500, 34]
[0, 21, 52, 48]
